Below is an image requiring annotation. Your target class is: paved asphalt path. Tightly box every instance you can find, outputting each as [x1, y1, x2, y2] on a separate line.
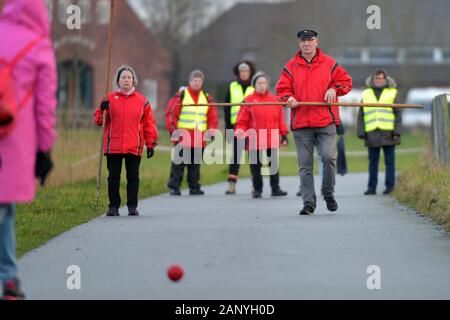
[19, 173, 450, 299]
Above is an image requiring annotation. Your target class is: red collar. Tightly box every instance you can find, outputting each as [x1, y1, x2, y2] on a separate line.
[296, 48, 323, 65]
[254, 90, 269, 98]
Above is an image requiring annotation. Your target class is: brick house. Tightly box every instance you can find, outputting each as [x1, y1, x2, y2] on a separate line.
[47, 0, 171, 125]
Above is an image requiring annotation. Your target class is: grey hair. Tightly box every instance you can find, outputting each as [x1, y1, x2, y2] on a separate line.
[251, 71, 270, 87]
[238, 63, 251, 71]
[189, 69, 205, 82]
[115, 65, 138, 87]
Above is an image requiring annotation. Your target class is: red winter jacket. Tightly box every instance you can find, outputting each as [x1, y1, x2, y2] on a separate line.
[276, 48, 352, 130]
[94, 89, 158, 156]
[165, 87, 218, 148]
[235, 91, 289, 150]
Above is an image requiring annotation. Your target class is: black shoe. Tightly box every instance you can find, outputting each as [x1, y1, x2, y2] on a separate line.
[324, 194, 338, 212]
[128, 207, 139, 216]
[364, 190, 376, 195]
[189, 188, 205, 195]
[106, 207, 119, 217]
[299, 205, 315, 215]
[2, 279, 25, 300]
[169, 188, 181, 196]
[296, 190, 302, 197]
[383, 187, 394, 195]
[252, 190, 262, 198]
[271, 189, 288, 197]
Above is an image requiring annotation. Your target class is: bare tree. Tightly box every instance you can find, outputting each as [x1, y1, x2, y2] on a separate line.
[139, 0, 212, 92]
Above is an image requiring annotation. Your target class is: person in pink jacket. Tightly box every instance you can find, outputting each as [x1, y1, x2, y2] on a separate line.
[0, 0, 57, 300]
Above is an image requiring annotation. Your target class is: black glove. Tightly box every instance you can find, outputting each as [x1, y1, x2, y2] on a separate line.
[281, 135, 289, 146]
[336, 125, 345, 136]
[100, 100, 110, 110]
[147, 148, 155, 159]
[35, 151, 53, 186]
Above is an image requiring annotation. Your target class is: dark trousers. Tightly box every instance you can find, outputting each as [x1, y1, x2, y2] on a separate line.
[228, 136, 245, 182]
[106, 154, 141, 209]
[249, 148, 280, 192]
[168, 147, 204, 190]
[368, 146, 396, 191]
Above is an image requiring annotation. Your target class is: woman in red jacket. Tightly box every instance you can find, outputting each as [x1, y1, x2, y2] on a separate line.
[94, 65, 158, 217]
[235, 72, 289, 198]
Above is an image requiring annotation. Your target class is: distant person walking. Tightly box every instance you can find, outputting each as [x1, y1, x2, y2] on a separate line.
[0, 0, 57, 300]
[357, 69, 401, 195]
[94, 65, 159, 217]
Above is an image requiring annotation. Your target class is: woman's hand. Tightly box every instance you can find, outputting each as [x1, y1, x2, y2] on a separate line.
[324, 88, 337, 103]
[281, 135, 289, 147]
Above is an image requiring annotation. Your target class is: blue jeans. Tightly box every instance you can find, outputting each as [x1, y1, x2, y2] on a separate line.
[0, 204, 18, 283]
[368, 146, 396, 191]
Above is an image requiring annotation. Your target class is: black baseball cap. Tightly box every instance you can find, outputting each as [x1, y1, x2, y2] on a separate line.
[297, 29, 318, 39]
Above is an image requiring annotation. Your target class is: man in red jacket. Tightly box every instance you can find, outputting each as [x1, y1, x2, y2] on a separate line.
[165, 70, 218, 195]
[276, 29, 352, 215]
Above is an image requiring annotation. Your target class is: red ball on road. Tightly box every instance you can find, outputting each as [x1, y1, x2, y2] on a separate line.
[167, 265, 184, 282]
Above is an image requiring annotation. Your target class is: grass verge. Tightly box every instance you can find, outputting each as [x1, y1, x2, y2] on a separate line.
[394, 150, 450, 235]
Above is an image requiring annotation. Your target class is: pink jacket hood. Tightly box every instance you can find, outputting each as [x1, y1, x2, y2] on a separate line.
[1, 0, 51, 36]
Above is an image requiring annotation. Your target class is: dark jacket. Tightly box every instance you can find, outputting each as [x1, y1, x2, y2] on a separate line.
[357, 76, 402, 148]
[224, 79, 252, 129]
[224, 61, 256, 130]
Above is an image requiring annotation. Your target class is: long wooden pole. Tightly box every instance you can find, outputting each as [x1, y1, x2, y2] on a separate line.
[96, 0, 115, 209]
[182, 101, 423, 109]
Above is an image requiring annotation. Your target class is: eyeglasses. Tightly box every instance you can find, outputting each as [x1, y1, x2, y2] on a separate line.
[299, 37, 317, 42]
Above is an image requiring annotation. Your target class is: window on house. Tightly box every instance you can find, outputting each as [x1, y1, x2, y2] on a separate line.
[441, 48, 450, 63]
[97, 0, 111, 25]
[78, 0, 91, 24]
[58, 0, 72, 24]
[370, 47, 398, 65]
[58, 60, 94, 110]
[406, 47, 435, 64]
[333, 47, 361, 65]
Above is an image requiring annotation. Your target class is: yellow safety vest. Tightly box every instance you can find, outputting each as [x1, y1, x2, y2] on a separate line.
[178, 89, 209, 132]
[362, 88, 397, 132]
[229, 81, 254, 125]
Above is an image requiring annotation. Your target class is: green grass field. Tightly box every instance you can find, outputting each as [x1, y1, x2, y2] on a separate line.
[16, 128, 429, 257]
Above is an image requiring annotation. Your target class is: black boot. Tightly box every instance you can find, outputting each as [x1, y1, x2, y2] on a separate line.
[252, 190, 262, 198]
[128, 207, 139, 216]
[324, 194, 338, 212]
[169, 188, 182, 196]
[299, 205, 315, 215]
[106, 207, 119, 217]
[189, 188, 205, 195]
[364, 190, 376, 195]
[271, 188, 288, 197]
